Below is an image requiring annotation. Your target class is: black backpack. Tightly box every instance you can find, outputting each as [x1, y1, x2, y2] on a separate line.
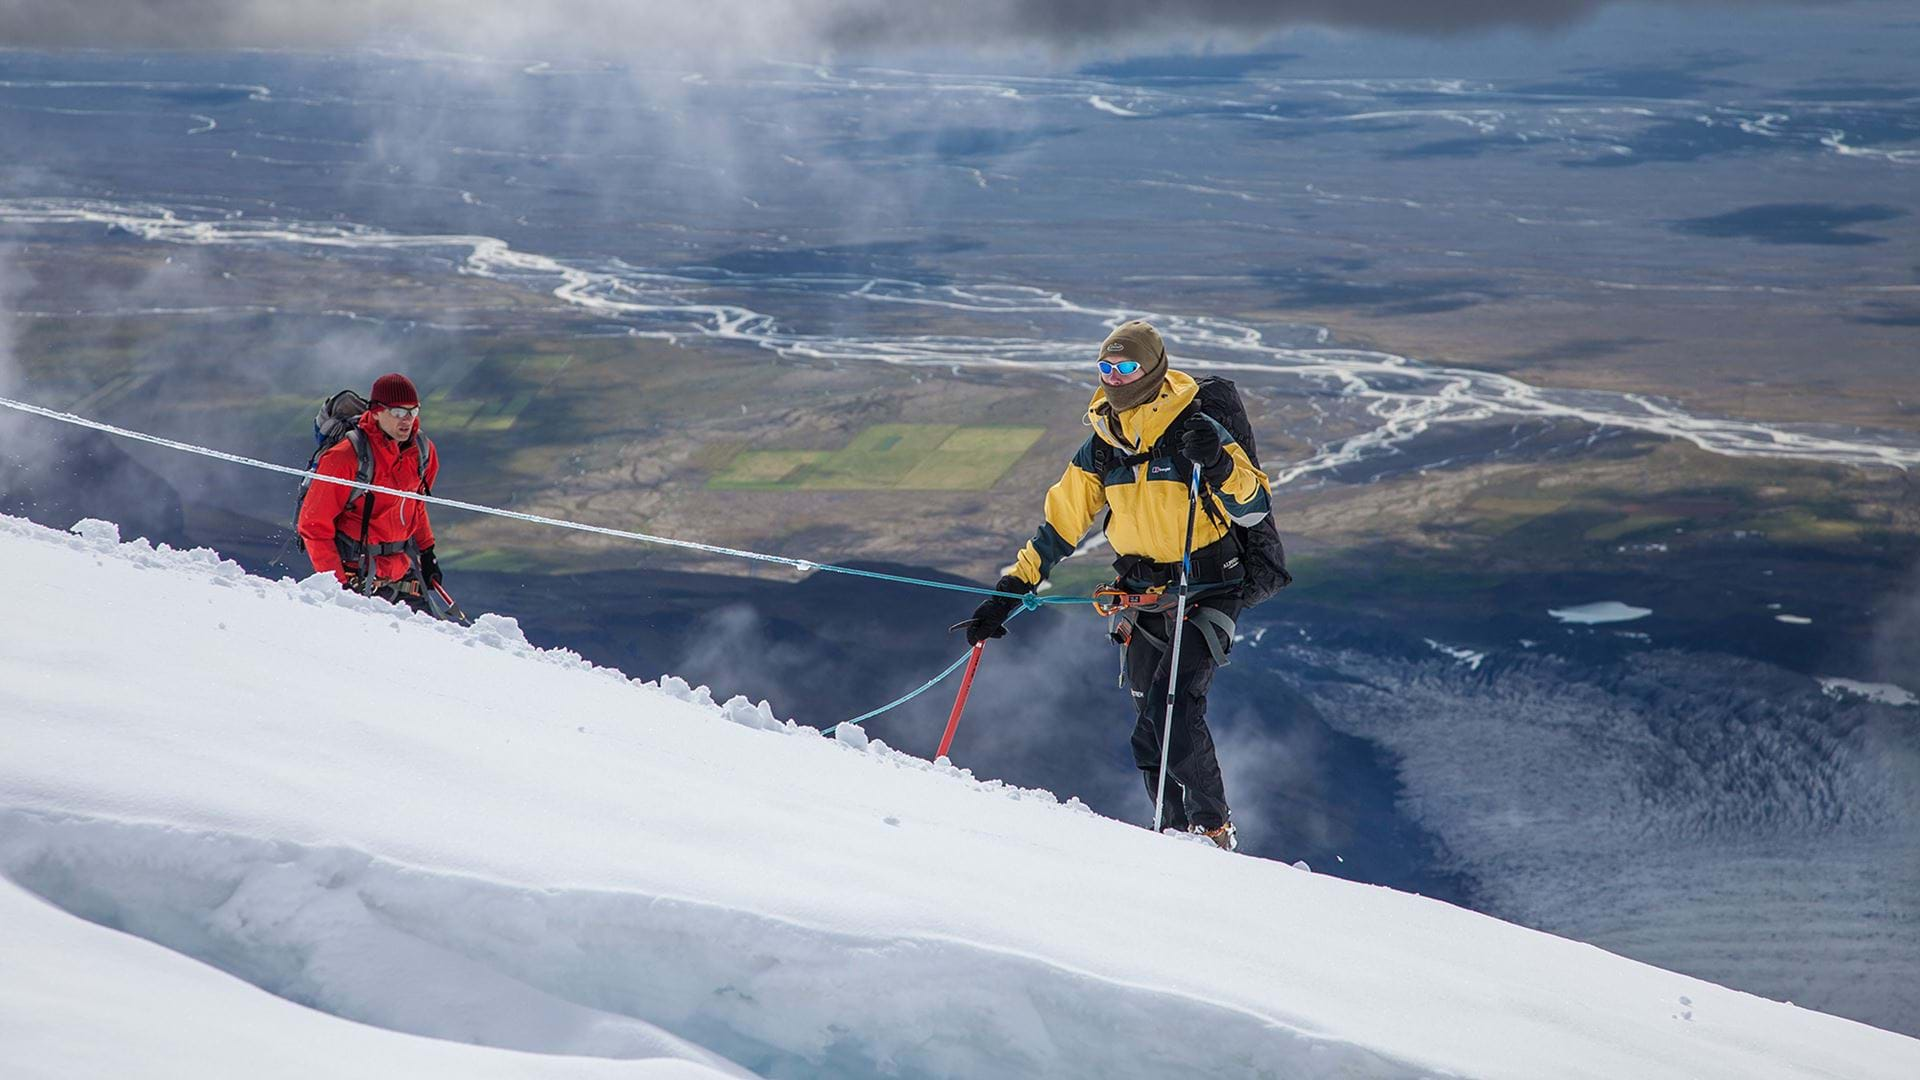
[1186, 376, 1292, 606]
[1100, 376, 1291, 606]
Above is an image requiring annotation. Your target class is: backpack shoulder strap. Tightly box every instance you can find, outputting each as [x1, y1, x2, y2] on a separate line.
[416, 435, 435, 495]
[1138, 396, 1206, 463]
[340, 427, 375, 508]
[343, 427, 374, 481]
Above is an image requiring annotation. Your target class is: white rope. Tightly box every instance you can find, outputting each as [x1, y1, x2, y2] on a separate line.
[0, 394, 1090, 604]
[0, 394, 823, 574]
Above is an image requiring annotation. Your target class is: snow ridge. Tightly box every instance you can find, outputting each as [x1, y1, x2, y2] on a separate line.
[5, 512, 1920, 1080]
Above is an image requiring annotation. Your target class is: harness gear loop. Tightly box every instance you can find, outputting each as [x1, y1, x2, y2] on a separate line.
[1187, 605, 1236, 669]
[1107, 602, 1234, 666]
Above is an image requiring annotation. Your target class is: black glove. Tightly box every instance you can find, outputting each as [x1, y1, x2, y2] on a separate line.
[1178, 414, 1233, 485]
[959, 574, 1030, 646]
[418, 546, 443, 588]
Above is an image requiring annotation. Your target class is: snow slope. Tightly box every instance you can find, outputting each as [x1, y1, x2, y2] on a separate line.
[2, 513, 1917, 1080]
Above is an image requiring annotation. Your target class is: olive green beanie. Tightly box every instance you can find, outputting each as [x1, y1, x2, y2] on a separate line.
[1098, 319, 1169, 413]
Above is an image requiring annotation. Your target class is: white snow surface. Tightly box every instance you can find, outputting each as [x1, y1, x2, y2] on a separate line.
[1548, 601, 1654, 625]
[3, 514, 1917, 1080]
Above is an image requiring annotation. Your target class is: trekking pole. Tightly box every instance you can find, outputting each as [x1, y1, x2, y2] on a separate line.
[1153, 463, 1204, 834]
[936, 642, 986, 760]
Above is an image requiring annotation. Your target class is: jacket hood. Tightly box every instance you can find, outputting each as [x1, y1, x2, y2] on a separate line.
[1086, 369, 1199, 452]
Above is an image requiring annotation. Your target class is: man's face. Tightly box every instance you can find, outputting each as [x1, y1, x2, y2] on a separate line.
[374, 404, 418, 441]
[1099, 359, 1149, 387]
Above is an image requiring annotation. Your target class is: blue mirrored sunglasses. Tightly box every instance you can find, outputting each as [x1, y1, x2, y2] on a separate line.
[1097, 360, 1142, 376]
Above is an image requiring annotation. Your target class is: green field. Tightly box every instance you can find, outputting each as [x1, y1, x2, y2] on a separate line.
[424, 353, 574, 433]
[710, 424, 1045, 491]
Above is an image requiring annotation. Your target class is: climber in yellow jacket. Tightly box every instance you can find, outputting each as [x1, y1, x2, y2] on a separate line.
[960, 320, 1272, 851]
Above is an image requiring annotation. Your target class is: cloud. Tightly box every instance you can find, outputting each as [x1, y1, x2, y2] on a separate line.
[0, 1, 1784, 56]
[1870, 563, 1920, 694]
[0, 245, 21, 399]
[0, 245, 33, 503]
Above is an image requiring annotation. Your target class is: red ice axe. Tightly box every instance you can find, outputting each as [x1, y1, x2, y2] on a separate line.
[936, 642, 986, 760]
[430, 580, 472, 625]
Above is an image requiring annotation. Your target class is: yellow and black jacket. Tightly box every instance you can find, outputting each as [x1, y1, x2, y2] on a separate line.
[1010, 370, 1272, 589]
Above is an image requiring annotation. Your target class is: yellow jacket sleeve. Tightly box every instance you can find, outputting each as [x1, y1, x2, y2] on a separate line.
[1010, 438, 1109, 588]
[1209, 436, 1272, 527]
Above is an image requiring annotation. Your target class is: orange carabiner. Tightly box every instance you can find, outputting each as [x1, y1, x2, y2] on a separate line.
[1092, 585, 1171, 617]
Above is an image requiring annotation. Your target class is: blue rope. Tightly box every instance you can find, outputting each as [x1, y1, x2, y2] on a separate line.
[831, 607, 1033, 732]
[810, 566, 1082, 606]
[838, 650, 976, 728]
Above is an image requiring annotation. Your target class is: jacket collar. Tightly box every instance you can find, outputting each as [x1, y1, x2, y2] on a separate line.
[1086, 369, 1198, 452]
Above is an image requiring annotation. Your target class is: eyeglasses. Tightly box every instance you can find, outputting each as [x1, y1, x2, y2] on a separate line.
[383, 405, 421, 419]
[1097, 360, 1142, 377]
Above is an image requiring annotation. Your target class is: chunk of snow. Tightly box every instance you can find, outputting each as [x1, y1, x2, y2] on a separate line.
[721, 694, 784, 732]
[300, 571, 345, 595]
[469, 612, 530, 649]
[70, 517, 120, 544]
[1424, 639, 1486, 671]
[1548, 601, 1653, 625]
[1776, 614, 1813, 625]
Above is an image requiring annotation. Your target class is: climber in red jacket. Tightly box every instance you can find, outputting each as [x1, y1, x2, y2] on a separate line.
[297, 373, 442, 611]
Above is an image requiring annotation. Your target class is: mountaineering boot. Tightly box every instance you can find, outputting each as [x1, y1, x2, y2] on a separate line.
[1192, 822, 1238, 852]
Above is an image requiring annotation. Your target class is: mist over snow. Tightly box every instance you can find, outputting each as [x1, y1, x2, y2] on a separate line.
[3, 512, 1918, 1079]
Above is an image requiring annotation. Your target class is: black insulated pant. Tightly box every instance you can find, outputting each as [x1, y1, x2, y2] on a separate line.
[1124, 594, 1238, 832]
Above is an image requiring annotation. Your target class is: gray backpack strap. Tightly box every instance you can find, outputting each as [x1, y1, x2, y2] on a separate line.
[416, 435, 434, 495]
[343, 427, 377, 586]
[341, 427, 376, 511]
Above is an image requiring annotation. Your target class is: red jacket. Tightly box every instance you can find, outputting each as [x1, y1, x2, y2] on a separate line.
[298, 412, 439, 584]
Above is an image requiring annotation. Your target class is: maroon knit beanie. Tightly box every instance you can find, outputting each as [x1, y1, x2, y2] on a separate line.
[369, 373, 419, 409]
